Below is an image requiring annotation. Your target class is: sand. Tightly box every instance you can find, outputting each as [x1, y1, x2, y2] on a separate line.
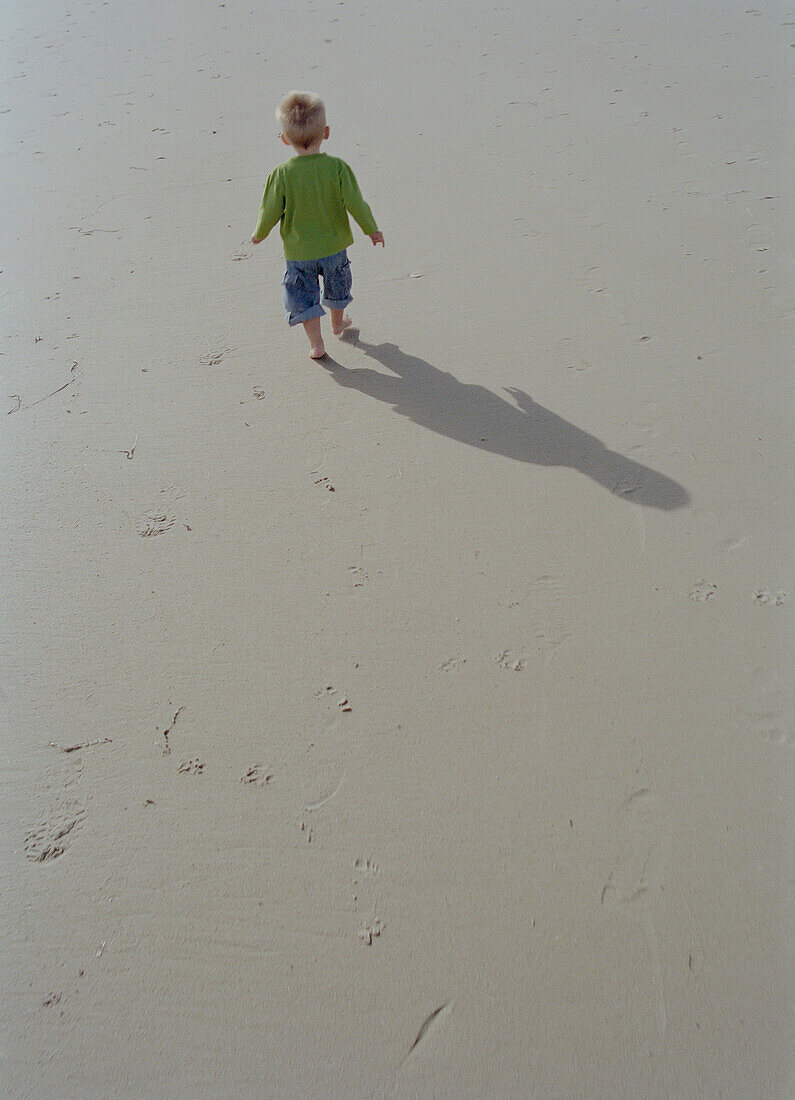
[1, 0, 791, 1096]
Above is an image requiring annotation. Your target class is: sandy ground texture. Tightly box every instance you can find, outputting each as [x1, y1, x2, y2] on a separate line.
[1, 0, 792, 1096]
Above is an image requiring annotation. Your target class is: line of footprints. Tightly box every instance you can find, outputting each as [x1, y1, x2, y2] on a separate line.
[152, 691, 386, 946]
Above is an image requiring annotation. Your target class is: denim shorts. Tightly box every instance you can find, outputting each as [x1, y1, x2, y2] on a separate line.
[281, 249, 353, 326]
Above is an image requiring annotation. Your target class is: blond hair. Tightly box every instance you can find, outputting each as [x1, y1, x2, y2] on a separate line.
[276, 91, 327, 149]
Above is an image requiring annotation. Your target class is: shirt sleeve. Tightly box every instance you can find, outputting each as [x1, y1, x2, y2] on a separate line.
[253, 168, 284, 240]
[338, 160, 378, 235]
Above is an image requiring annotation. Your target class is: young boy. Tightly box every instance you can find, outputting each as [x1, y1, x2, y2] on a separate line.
[251, 91, 384, 359]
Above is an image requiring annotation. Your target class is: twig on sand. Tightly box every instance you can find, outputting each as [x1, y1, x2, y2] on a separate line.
[7, 363, 78, 414]
[160, 706, 184, 756]
[50, 737, 112, 753]
[67, 226, 120, 236]
[409, 1002, 450, 1053]
[396, 1001, 453, 1070]
[119, 434, 139, 460]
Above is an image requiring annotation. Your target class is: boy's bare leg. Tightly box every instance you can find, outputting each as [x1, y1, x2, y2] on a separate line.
[302, 316, 326, 359]
[330, 308, 353, 336]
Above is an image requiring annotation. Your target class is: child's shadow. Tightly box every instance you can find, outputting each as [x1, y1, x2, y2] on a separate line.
[320, 338, 689, 510]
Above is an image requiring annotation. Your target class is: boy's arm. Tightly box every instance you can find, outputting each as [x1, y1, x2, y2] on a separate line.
[251, 170, 284, 244]
[338, 161, 381, 242]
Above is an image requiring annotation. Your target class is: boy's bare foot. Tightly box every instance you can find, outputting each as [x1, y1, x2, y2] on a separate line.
[303, 317, 325, 358]
[331, 314, 353, 336]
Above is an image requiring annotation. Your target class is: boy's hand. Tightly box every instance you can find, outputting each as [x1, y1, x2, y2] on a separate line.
[370, 231, 384, 247]
[250, 234, 262, 245]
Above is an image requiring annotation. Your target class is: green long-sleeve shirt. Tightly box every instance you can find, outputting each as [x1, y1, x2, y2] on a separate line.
[253, 153, 378, 261]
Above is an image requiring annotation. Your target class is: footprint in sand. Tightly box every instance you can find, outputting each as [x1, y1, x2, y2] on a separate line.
[315, 685, 352, 733]
[136, 511, 176, 538]
[495, 648, 528, 672]
[297, 751, 347, 845]
[744, 222, 774, 250]
[578, 264, 631, 326]
[529, 572, 570, 626]
[177, 758, 205, 775]
[358, 917, 384, 945]
[581, 265, 607, 294]
[532, 622, 570, 661]
[601, 788, 664, 908]
[24, 753, 86, 863]
[498, 575, 571, 666]
[737, 670, 792, 746]
[241, 764, 272, 786]
[135, 487, 187, 539]
[555, 336, 591, 373]
[601, 790, 667, 1034]
[353, 856, 380, 878]
[718, 532, 749, 553]
[353, 855, 384, 945]
[24, 798, 86, 862]
[348, 565, 368, 588]
[199, 348, 227, 367]
[745, 714, 792, 747]
[689, 580, 718, 602]
[753, 589, 787, 607]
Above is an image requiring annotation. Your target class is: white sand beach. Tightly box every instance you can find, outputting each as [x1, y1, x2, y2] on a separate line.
[1, 1, 791, 1096]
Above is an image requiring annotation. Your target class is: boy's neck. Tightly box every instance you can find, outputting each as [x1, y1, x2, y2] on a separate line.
[292, 141, 324, 157]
